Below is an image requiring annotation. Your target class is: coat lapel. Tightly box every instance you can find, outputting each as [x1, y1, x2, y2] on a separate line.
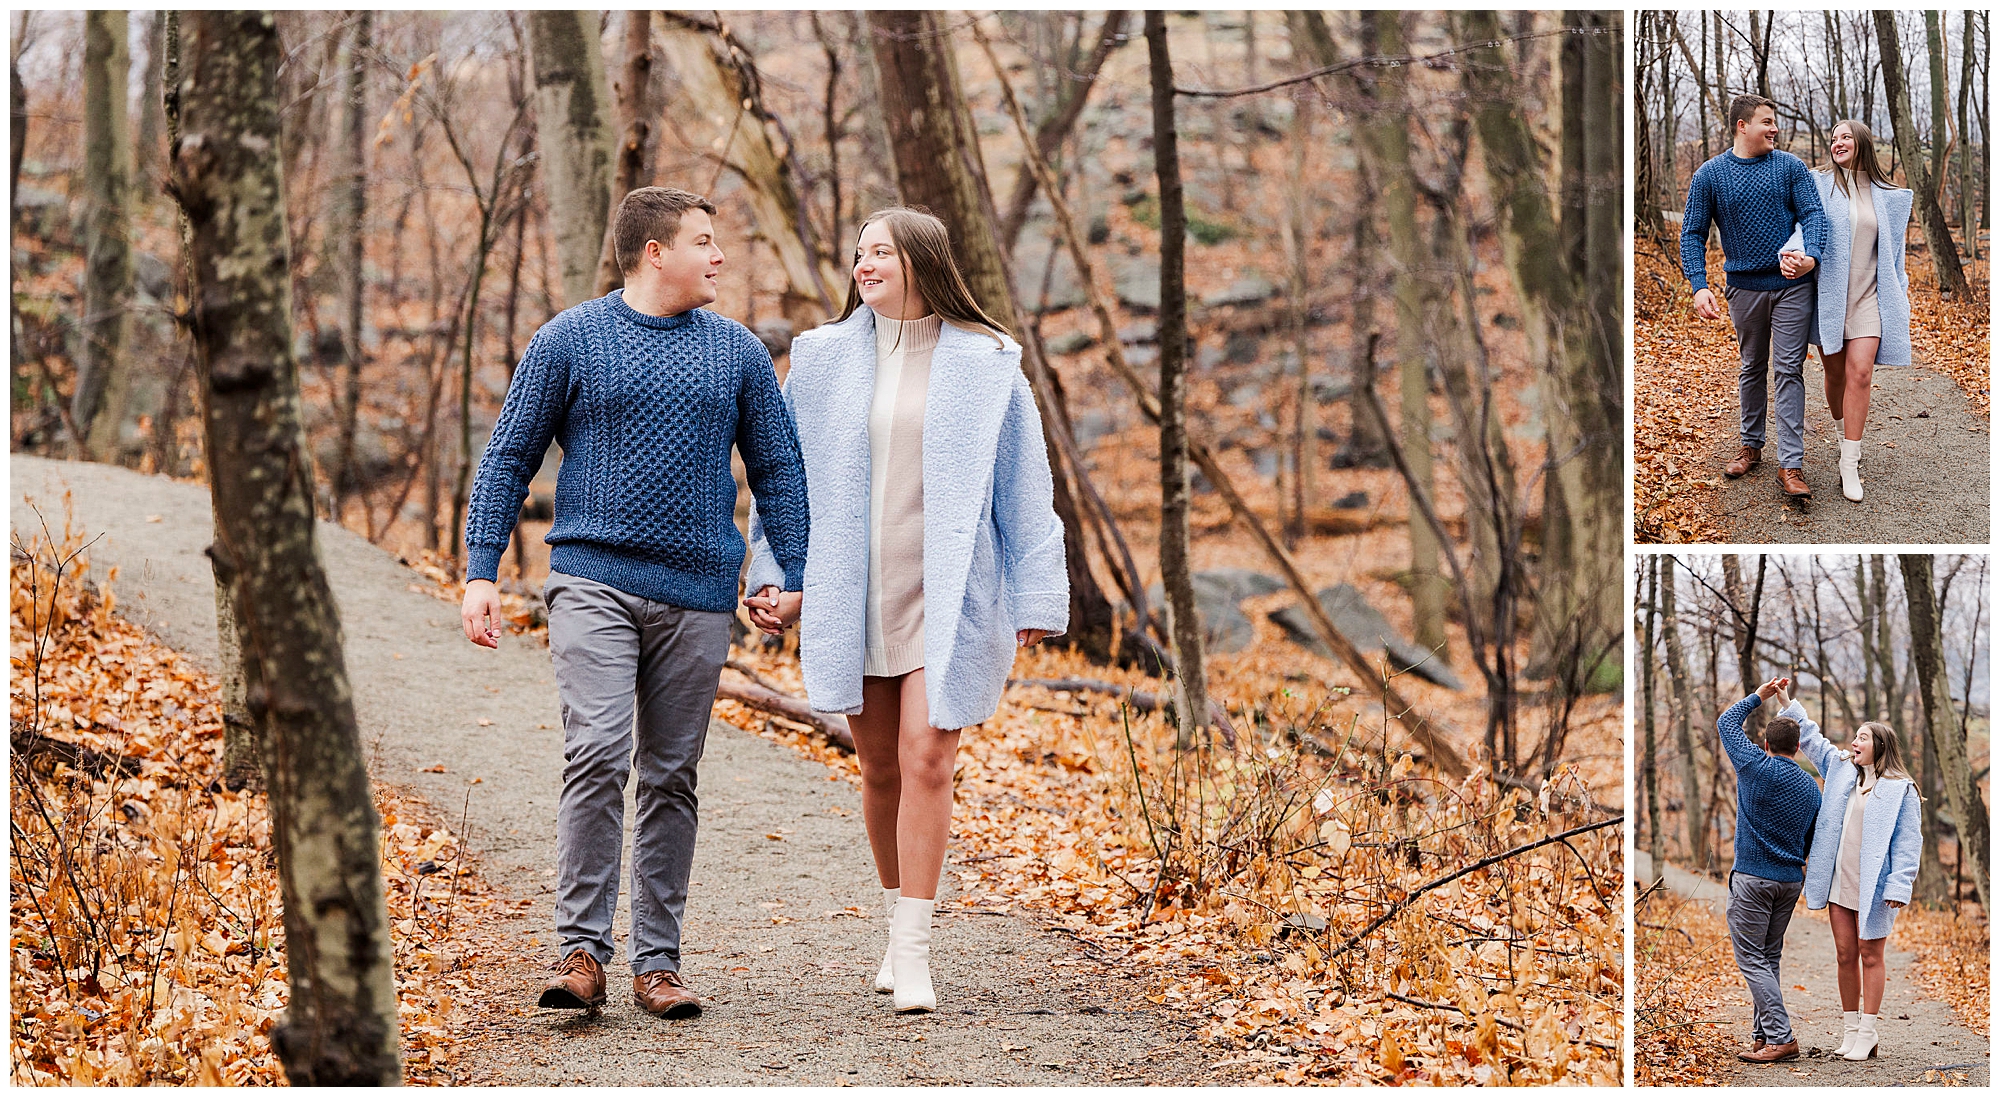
[922, 322, 1019, 680]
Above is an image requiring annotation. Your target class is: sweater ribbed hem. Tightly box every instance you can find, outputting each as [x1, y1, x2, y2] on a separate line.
[863, 638, 925, 679]
[549, 542, 740, 612]
[1726, 269, 1814, 293]
[466, 544, 505, 584]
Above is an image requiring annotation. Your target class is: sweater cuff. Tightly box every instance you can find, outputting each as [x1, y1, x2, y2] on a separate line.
[1688, 271, 1710, 292]
[465, 545, 504, 584]
[783, 560, 805, 592]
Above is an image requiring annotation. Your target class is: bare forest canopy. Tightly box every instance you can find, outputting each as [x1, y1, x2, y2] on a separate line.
[12, 10, 1623, 773]
[1635, 553, 1990, 914]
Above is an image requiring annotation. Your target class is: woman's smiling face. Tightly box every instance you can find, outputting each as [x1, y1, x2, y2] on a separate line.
[1830, 124, 1856, 169]
[853, 219, 926, 319]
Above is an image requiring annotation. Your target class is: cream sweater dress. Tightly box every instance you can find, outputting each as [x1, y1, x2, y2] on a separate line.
[1842, 172, 1882, 340]
[1830, 765, 1877, 910]
[862, 313, 942, 677]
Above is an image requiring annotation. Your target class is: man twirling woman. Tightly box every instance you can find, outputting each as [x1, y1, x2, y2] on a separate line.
[1782, 120, 1914, 503]
[745, 206, 1068, 1013]
[1769, 678, 1924, 1062]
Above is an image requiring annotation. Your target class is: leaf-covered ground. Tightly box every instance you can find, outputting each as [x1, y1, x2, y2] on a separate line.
[8, 530, 513, 1085]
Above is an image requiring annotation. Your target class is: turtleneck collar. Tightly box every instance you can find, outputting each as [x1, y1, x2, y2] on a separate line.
[874, 311, 942, 357]
[1857, 763, 1878, 792]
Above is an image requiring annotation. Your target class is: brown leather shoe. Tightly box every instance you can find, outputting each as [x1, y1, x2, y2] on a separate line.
[1737, 1039, 1799, 1064]
[634, 969, 703, 1018]
[1725, 445, 1762, 478]
[537, 949, 607, 1009]
[1778, 467, 1812, 497]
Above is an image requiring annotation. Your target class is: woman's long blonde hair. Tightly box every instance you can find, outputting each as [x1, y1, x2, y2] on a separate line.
[1825, 119, 1895, 197]
[1853, 720, 1920, 794]
[836, 206, 1010, 346]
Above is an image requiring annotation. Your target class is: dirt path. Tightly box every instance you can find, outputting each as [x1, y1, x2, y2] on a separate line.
[10, 456, 1214, 1085]
[1713, 355, 1989, 544]
[1649, 857, 1987, 1087]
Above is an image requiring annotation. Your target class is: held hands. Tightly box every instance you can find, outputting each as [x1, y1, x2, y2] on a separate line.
[1755, 675, 1794, 708]
[1017, 629, 1049, 648]
[1886, 900, 1906, 909]
[1778, 250, 1816, 279]
[743, 585, 802, 635]
[1692, 287, 1723, 321]
[461, 579, 502, 649]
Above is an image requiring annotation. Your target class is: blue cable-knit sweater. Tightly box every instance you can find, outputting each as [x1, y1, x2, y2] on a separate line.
[463, 291, 810, 612]
[1716, 694, 1822, 883]
[1681, 148, 1829, 293]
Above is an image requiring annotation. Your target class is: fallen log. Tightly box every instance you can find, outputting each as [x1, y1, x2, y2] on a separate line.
[1007, 677, 1237, 747]
[715, 676, 854, 752]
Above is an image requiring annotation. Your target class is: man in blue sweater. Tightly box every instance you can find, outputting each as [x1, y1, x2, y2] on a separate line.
[1716, 676, 1822, 1064]
[1681, 95, 1829, 499]
[460, 188, 810, 1019]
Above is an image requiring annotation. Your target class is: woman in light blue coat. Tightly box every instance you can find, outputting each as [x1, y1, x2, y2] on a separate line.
[744, 208, 1068, 1014]
[1777, 686, 1922, 1063]
[1780, 120, 1913, 503]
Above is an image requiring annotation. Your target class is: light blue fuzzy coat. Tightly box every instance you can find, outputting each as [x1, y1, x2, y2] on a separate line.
[745, 306, 1069, 730]
[1781, 171, 1914, 367]
[1786, 700, 1924, 940]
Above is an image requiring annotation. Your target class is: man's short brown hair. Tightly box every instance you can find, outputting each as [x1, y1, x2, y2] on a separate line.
[1728, 94, 1777, 135]
[1763, 716, 1800, 756]
[614, 187, 717, 274]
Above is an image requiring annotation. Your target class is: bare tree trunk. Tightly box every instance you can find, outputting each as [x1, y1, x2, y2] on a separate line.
[1959, 10, 1978, 261]
[1926, 12, 1950, 204]
[530, 10, 617, 308]
[1722, 553, 1768, 739]
[1877, 11, 1970, 296]
[1899, 553, 1990, 911]
[172, 12, 400, 1082]
[995, 11, 1129, 253]
[872, 10, 1121, 665]
[1643, 556, 1662, 876]
[1146, 11, 1208, 750]
[1872, 554, 1898, 711]
[137, 11, 166, 186]
[73, 10, 135, 460]
[1280, 77, 1314, 547]
[594, 10, 654, 297]
[1661, 557, 1707, 869]
[1857, 555, 1878, 720]
[1355, 11, 1446, 659]
[657, 14, 842, 320]
[332, 11, 371, 516]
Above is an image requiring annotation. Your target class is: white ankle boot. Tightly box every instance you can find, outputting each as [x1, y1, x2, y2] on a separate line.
[1830, 417, 1844, 452]
[1843, 1012, 1879, 1060]
[874, 887, 899, 993]
[1839, 438, 1864, 502]
[1835, 1010, 1860, 1057]
[890, 896, 936, 1013]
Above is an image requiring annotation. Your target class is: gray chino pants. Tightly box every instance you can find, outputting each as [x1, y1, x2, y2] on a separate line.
[544, 570, 731, 975]
[1725, 280, 1814, 469]
[1726, 871, 1804, 1045]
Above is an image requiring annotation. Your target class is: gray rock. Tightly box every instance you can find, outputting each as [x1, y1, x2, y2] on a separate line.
[1070, 409, 1114, 450]
[1223, 329, 1262, 364]
[134, 252, 173, 303]
[1046, 330, 1095, 356]
[1196, 567, 1286, 602]
[1267, 584, 1464, 690]
[1124, 345, 1159, 368]
[1112, 256, 1161, 312]
[1011, 234, 1086, 312]
[1117, 321, 1158, 345]
[1201, 274, 1278, 309]
[1144, 569, 1284, 654]
[1331, 490, 1368, 509]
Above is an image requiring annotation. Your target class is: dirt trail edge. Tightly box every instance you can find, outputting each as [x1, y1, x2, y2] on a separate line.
[10, 456, 1212, 1085]
[1647, 856, 1987, 1087]
[1715, 356, 1988, 545]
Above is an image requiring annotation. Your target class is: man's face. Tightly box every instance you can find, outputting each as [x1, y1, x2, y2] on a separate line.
[652, 208, 724, 306]
[1738, 106, 1779, 154]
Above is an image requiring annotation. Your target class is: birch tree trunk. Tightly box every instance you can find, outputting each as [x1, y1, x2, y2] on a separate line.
[1898, 553, 1990, 911]
[172, 11, 401, 1082]
[1876, 10, 1970, 297]
[73, 10, 135, 460]
[1642, 557, 1662, 876]
[1146, 11, 1207, 749]
[531, 10, 617, 309]
[1660, 559, 1707, 869]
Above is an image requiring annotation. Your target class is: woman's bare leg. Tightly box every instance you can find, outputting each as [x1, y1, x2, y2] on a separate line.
[1829, 902, 1862, 1011]
[1823, 347, 1848, 421]
[849, 674, 908, 889]
[893, 669, 961, 901]
[1839, 337, 1880, 440]
[1859, 934, 1887, 1014]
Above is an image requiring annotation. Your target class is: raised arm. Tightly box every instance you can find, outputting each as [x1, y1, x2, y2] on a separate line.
[1785, 697, 1837, 775]
[1680, 169, 1716, 291]
[735, 338, 808, 592]
[464, 321, 572, 583]
[992, 369, 1068, 636]
[1716, 693, 1766, 772]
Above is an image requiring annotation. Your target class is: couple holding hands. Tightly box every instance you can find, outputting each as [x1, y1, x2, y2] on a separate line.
[1716, 676, 1925, 1065]
[458, 188, 1066, 1019]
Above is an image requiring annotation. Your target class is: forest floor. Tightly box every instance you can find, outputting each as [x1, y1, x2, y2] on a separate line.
[9, 456, 1215, 1085]
[1635, 243, 1990, 544]
[1635, 854, 1988, 1088]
